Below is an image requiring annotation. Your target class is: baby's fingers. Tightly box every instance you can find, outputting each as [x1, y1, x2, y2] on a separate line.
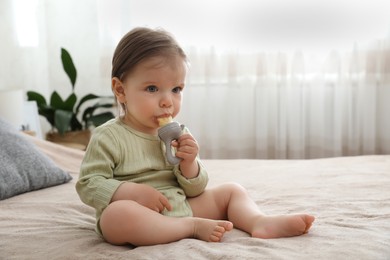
[160, 196, 173, 211]
[171, 140, 179, 148]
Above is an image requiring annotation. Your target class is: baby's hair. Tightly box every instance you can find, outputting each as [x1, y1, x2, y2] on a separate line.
[112, 27, 187, 80]
[111, 27, 187, 113]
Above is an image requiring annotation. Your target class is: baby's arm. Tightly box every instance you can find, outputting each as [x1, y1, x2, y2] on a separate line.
[76, 129, 121, 213]
[112, 182, 172, 213]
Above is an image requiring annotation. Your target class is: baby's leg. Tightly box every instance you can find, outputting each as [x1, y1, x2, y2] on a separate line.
[99, 200, 233, 246]
[188, 183, 314, 239]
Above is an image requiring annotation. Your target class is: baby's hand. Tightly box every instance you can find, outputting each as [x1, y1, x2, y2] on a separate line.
[172, 134, 200, 179]
[133, 183, 172, 213]
[172, 133, 199, 163]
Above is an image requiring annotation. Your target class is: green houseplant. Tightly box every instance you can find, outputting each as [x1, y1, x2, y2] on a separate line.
[27, 48, 114, 147]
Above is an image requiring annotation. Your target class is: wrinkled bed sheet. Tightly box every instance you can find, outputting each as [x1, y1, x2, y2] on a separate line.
[0, 135, 389, 259]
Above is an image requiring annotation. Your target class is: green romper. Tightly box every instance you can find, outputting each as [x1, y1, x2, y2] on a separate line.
[76, 118, 209, 236]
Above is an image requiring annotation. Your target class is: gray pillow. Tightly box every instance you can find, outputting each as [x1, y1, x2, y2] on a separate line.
[0, 117, 72, 200]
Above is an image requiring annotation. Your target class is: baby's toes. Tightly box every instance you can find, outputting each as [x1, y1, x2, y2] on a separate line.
[210, 233, 222, 242]
[214, 225, 226, 233]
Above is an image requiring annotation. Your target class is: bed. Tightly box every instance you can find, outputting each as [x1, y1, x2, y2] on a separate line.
[1, 124, 390, 259]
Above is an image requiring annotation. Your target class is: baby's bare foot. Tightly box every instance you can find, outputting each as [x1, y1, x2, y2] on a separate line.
[251, 214, 315, 239]
[192, 218, 233, 242]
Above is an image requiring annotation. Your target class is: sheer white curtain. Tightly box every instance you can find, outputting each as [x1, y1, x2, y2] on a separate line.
[2, 0, 390, 159]
[178, 44, 390, 159]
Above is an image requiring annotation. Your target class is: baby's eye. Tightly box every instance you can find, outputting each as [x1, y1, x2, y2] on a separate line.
[172, 86, 183, 93]
[146, 85, 158, 92]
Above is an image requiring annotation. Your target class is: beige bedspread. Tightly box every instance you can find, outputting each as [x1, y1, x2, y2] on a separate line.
[1, 136, 389, 259]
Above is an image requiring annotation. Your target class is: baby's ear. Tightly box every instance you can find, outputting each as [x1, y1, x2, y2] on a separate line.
[112, 77, 126, 102]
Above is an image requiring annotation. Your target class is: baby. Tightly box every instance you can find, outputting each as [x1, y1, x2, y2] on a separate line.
[76, 27, 314, 246]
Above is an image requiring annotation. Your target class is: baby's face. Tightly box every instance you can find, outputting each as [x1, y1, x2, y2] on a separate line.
[120, 56, 187, 135]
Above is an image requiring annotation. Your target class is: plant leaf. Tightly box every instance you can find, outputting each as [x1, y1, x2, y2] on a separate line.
[26, 91, 55, 126]
[54, 109, 73, 134]
[61, 48, 77, 90]
[50, 91, 65, 109]
[75, 94, 100, 114]
[63, 93, 77, 112]
[40, 105, 55, 127]
[82, 102, 114, 123]
[70, 115, 82, 131]
[50, 91, 76, 112]
[82, 106, 96, 123]
[26, 91, 47, 107]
